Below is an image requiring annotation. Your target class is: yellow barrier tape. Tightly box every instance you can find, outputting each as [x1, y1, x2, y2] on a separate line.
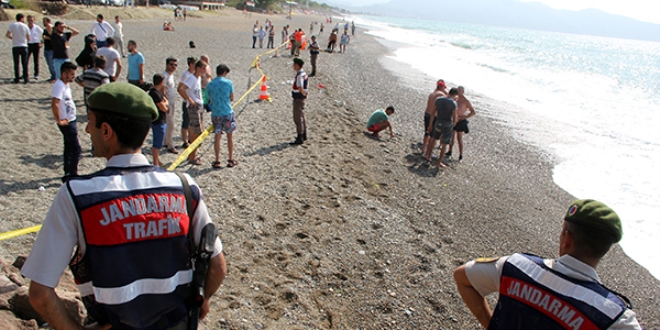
[0, 225, 42, 241]
[166, 75, 267, 171]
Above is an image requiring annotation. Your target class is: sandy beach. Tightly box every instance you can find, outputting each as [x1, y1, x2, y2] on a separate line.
[1, 6, 659, 329]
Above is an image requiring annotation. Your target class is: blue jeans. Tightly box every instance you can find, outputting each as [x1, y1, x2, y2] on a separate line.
[44, 50, 56, 80]
[57, 120, 81, 180]
[96, 40, 107, 48]
[53, 58, 70, 80]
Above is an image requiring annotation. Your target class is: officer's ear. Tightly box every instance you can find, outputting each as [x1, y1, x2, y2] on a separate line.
[101, 122, 114, 142]
[559, 223, 575, 255]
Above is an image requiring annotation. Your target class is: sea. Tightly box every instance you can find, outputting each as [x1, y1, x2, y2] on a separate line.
[348, 15, 660, 280]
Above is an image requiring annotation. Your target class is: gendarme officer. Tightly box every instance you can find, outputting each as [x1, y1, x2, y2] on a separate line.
[454, 199, 641, 329]
[21, 83, 227, 329]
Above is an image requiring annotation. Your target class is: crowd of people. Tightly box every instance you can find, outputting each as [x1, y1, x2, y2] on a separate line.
[6, 11, 644, 330]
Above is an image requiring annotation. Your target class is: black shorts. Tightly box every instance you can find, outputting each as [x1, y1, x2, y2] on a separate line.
[454, 119, 469, 133]
[424, 113, 437, 136]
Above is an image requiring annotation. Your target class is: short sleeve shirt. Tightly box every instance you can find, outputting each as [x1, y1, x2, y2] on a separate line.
[113, 21, 123, 38]
[149, 88, 166, 125]
[207, 77, 234, 117]
[95, 47, 120, 77]
[52, 32, 73, 59]
[182, 73, 203, 105]
[367, 109, 388, 128]
[20, 154, 223, 288]
[52, 80, 76, 121]
[435, 97, 457, 125]
[163, 70, 177, 103]
[8, 21, 30, 47]
[127, 52, 145, 80]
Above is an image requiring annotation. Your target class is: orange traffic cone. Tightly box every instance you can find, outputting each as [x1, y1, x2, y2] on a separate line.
[259, 76, 270, 101]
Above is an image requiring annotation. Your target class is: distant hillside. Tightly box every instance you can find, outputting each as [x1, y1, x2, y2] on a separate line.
[353, 0, 660, 42]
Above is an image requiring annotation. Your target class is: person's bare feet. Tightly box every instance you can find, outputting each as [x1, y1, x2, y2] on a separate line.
[437, 161, 448, 168]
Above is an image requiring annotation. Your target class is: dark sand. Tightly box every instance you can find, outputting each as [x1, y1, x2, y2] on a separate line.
[0, 7, 658, 329]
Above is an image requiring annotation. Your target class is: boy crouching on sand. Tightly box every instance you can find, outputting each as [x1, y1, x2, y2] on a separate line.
[148, 73, 169, 166]
[207, 64, 237, 168]
[366, 106, 395, 138]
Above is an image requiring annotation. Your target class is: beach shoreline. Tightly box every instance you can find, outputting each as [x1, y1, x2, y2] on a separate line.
[0, 8, 658, 329]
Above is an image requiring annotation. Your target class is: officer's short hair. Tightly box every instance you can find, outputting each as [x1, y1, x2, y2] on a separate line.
[565, 221, 616, 259]
[92, 111, 150, 150]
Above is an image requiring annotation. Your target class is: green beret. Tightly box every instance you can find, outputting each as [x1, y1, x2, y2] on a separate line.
[87, 83, 158, 122]
[564, 199, 622, 242]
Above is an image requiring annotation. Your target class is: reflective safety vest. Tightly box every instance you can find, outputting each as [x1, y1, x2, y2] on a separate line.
[488, 253, 628, 330]
[292, 69, 308, 99]
[67, 166, 198, 329]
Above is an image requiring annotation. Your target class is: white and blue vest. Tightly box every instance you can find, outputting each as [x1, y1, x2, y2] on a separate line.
[488, 253, 629, 330]
[67, 166, 198, 329]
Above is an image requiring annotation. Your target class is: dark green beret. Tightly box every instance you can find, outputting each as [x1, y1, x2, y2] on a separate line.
[87, 83, 158, 122]
[564, 199, 622, 242]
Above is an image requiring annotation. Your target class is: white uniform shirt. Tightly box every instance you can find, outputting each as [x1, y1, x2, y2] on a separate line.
[7, 21, 30, 47]
[95, 47, 120, 76]
[90, 20, 115, 42]
[51, 80, 76, 121]
[28, 24, 43, 45]
[20, 154, 223, 288]
[464, 254, 641, 329]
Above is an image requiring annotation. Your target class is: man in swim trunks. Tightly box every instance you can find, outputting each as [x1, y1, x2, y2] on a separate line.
[424, 88, 458, 168]
[422, 79, 448, 155]
[447, 86, 476, 161]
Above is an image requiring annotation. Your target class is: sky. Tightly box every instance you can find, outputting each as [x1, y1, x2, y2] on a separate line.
[334, 0, 660, 24]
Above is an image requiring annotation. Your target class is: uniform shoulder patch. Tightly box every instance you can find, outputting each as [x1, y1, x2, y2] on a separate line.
[475, 257, 499, 263]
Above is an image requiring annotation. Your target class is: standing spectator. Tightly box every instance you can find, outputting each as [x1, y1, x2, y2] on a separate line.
[309, 22, 314, 34]
[200, 54, 213, 112]
[177, 60, 208, 165]
[289, 31, 296, 57]
[183, 8, 187, 21]
[281, 25, 289, 44]
[290, 58, 308, 145]
[126, 40, 145, 87]
[89, 14, 114, 48]
[258, 26, 266, 48]
[75, 34, 96, 71]
[51, 21, 79, 80]
[6, 13, 30, 84]
[207, 64, 236, 169]
[267, 26, 275, 49]
[308, 35, 319, 77]
[51, 61, 81, 182]
[293, 28, 303, 56]
[113, 15, 125, 57]
[74, 55, 110, 113]
[252, 24, 258, 48]
[327, 31, 337, 52]
[446, 86, 476, 161]
[319, 23, 324, 35]
[26, 15, 43, 81]
[178, 56, 196, 148]
[149, 74, 169, 167]
[424, 88, 459, 167]
[163, 57, 179, 154]
[95, 37, 122, 82]
[351, 21, 356, 36]
[42, 17, 56, 82]
[339, 30, 350, 54]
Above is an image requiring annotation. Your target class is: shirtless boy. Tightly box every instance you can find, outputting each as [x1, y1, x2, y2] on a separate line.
[200, 54, 213, 111]
[422, 79, 448, 155]
[446, 86, 476, 160]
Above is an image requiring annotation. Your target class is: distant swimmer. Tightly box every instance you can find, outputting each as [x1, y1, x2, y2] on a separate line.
[422, 79, 448, 155]
[446, 86, 476, 161]
[424, 88, 459, 168]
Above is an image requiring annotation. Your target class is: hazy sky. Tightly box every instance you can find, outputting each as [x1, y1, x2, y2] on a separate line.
[339, 0, 660, 24]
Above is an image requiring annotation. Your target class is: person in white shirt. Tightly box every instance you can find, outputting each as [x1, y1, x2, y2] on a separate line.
[95, 37, 122, 81]
[162, 57, 179, 154]
[51, 61, 81, 182]
[26, 15, 43, 80]
[6, 13, 31, 84]
[113, 15, 125, 57]
[177, 60, 207, 165]
[90, 14, 114, 48]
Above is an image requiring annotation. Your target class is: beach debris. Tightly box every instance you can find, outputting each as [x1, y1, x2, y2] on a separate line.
[358, 250, 365, 255]
[317, 83, 325, 88]
[38, 186, 45, 192]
